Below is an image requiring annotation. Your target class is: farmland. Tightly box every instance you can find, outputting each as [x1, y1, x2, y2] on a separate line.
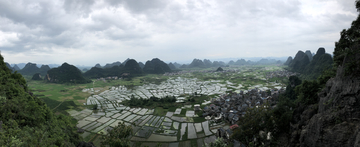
[27, 65, 289, 146]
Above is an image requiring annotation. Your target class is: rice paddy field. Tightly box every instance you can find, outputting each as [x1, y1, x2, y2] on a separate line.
[26, 65, 289, 147]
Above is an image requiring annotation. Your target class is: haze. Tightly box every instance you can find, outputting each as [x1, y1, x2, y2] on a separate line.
[0, 0, 357, 66]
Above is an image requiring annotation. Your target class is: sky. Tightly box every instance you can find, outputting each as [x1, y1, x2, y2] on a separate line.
[0, 0, 358, 66]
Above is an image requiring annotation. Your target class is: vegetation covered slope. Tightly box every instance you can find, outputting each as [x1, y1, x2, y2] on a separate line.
[188, 59, 206, 68]
[303, 48, 333, 79]
[288, 51, 310, 73]
[103, 61, 121, 69]
[83, 59, 145, 78]
[83, 67, 106, 79]
[232, 1, 360, 146]
[0, 54, 81, 146]
[143, 58, 171, 74]
[45, 62, 91, 84]
[123, 59, 143, 75]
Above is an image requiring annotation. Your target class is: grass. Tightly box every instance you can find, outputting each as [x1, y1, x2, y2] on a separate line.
[153, 107, 168, 116]
[193, 117, 206, 123]
[180, 109, 186, 115]
[39, 97, 62, 109]
[168, 106, 177, 112]
[84, 133, 97, 142]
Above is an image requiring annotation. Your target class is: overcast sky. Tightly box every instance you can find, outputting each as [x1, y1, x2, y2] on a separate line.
[0, 0, 358, 66]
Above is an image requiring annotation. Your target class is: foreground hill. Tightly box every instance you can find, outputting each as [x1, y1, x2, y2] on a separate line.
[0, 54, 81, 146]
[288, 45, 360, 146]
[45, 62, 91, 84]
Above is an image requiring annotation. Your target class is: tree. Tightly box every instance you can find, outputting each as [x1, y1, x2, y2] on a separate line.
[210, 138, 228, 147]
[295, 80, 320, 105]
[0, 54, 81, 146]
[285, 76, 302, 100]
[333, 0, 360, 67]
[232, 103, 274, 146]
[101, 122, 133, 147]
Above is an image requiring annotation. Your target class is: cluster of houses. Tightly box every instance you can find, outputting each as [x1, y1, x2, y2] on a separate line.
[202, 87, 285, 145]
[163, 69, 214, 76]
[96, 76, 119, 81]
[163, 68, 240, 76]
[265, 70, 297, 79]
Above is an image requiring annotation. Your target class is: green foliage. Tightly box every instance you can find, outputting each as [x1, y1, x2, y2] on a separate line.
[0, 54, 81, 146]
[101, 122, 132, 147]
[295, 80, 320, 105]
[232, 96, 295, 146]
[285, 76, 302, 100]
[210, 138, 228, 147]
[342, 44, 360, 76]
[231, 103, 274, 146]
[271, 95, 294, 135]
[317, 67, 336, 87]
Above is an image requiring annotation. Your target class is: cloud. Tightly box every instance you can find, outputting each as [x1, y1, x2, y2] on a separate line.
[0, 0, 358, 65]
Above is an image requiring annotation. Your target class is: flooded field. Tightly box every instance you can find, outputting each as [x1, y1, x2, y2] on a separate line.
[68, 66, 288, 146]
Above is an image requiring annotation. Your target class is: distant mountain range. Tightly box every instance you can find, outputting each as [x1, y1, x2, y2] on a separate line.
[10, 63, 60, 69]
[5, 56, 295, 80]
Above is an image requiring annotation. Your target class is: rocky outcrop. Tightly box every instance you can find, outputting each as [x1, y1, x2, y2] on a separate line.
[289, 49, 360, 146]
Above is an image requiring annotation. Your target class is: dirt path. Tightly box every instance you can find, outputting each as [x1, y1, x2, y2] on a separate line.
[52, 100, 65, 111]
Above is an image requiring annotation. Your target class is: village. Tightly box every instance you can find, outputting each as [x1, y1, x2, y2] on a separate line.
[71, 71, 286, 146]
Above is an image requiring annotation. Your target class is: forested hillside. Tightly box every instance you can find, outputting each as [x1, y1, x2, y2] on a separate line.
[231, 1, 360, 146]
[45, 63, 91, 84]
[0, 54, 82, 146]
